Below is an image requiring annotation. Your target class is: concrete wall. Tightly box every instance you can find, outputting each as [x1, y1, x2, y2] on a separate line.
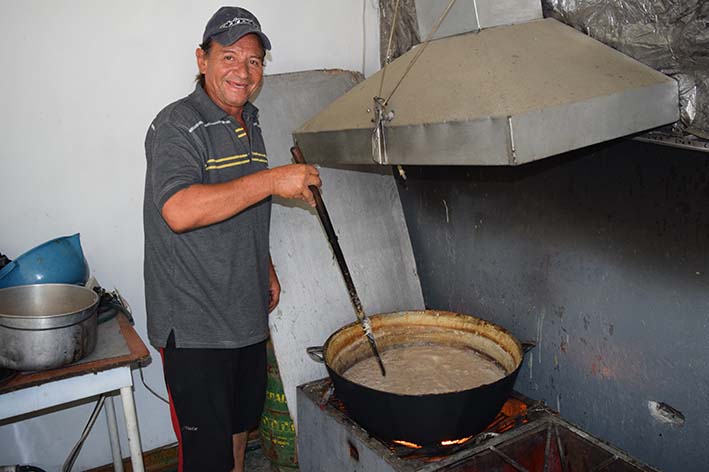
[0, 1, 379, 470]
[397, 140, 709, 471]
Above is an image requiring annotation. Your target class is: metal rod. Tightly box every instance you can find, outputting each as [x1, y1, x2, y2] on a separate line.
[104, 395, 125, 472]
[290, 145, 386, 376]
[554, 423, 568, 472]
[543, 424, 552, 472]
[120, 385, 146, 472]
[489, 446, 529, 472]
[590, 455, 619, 472]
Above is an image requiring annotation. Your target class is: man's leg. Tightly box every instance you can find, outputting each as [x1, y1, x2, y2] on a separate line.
[231, 431, 248, 472]
[162, 336, 235, 471]
[231, 340, 267, 472]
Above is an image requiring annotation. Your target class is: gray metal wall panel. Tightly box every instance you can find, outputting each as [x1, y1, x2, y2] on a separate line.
[255, 70, 424, 426]
[396, 140, 709, 471]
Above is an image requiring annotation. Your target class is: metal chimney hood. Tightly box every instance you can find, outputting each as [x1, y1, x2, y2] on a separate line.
[293, 4, 679, 166]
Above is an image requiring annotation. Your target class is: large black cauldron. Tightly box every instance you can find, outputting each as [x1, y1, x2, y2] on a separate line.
[309, 310, 525, 446]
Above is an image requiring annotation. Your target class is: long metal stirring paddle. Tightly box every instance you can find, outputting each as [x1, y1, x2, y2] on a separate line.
[291, 145, 386, 376]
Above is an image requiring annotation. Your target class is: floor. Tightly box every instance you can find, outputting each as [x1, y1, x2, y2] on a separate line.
[161, 444, 277, 472]
[244, 443, 278, 471]
[87, 441, 281, 472]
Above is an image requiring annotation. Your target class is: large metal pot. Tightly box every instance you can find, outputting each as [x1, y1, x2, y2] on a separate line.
[0, 284, 99, 371]
[308, 310, 525, 446]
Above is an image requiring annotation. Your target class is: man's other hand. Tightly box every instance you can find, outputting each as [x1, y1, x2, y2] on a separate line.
[268, 259, 281, 313]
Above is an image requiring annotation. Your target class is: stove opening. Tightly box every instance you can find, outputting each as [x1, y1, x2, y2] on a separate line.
[386, 396, 533, 460]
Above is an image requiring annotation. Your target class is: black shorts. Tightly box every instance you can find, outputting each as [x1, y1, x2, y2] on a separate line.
[161, 335, 267, 472]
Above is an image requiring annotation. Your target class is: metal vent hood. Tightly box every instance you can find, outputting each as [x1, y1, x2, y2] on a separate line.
[293, 0, 679, 166]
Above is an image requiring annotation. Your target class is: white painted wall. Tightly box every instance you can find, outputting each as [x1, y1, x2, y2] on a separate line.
[0, 1, 380, 470]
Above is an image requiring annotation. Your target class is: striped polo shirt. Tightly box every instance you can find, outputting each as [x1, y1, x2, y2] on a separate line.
[143, 84, 272, 349]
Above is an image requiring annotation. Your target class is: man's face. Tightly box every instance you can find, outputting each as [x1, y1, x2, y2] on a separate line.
[196, 34, 265, 118]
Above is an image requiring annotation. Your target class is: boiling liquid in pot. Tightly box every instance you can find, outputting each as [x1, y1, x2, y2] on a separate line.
[342, 344, 507, 395]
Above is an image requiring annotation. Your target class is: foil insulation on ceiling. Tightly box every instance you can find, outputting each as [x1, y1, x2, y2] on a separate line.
[543, 0, 709, 138]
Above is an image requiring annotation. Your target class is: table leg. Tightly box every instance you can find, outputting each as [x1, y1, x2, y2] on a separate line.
[104, 395, 124, 472]
[120, 385, 145, 472]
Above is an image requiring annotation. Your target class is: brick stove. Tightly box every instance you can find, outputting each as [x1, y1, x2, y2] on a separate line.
[297, 378, 659, 471]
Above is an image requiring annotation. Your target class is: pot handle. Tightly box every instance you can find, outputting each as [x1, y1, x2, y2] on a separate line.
[306, 346, 325, 363]
[521, 340, 537, 354]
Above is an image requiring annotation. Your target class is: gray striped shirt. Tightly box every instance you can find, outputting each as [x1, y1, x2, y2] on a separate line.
[143, 85, 272, 349]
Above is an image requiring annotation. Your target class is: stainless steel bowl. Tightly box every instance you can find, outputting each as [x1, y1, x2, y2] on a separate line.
[0, 284, 99, 371]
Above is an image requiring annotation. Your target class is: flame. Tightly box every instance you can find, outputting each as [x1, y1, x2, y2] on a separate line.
[392, 439, 423, 449]
[483, 398, 531, 435]
[393, 435, 474, 449]
[441, 435, 473, 446]
[500, 398, 528, 417]
[497, 422, 516, 433]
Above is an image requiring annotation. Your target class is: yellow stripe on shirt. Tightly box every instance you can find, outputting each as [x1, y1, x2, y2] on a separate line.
[252, 152, 267, 158]
[205, 159, 250, 170]
[206, 154, 248, 164]
[252, 158, 268, 164]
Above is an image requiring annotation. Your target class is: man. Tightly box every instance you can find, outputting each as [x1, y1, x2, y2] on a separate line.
[143, 6, 320, 471]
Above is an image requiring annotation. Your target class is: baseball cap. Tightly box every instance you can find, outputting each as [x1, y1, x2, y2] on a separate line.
[202, 6, 272, 50]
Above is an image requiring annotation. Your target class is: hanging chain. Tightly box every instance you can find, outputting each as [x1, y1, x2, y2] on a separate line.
[372, 0, 457, 164]
[384, 0, 457, 105]
[377, 0, 402, 99]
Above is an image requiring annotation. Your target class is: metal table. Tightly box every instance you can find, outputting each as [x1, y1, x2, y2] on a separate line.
[0, 313, 150, 471]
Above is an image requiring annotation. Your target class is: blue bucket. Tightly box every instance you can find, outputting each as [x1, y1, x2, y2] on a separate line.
[0, 234, 90, 289]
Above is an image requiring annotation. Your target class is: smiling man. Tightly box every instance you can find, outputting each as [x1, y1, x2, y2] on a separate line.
[143, 6, 320, 472]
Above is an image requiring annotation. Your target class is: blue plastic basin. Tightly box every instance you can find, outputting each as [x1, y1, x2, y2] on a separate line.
[0, 234, 89, 289]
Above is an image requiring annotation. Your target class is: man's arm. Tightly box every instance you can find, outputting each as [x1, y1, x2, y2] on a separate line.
[162, 163, 320, 233]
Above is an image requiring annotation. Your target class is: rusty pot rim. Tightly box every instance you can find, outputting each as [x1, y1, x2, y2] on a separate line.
[0, 284, 99, 330]
[321, 309, 525, 398]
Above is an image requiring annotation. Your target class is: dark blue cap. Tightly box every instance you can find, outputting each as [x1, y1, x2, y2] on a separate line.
[202, 6, 271, 50]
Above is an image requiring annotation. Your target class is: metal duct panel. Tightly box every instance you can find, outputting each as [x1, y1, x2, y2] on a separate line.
[415, 0, 542, 39]
[293, 19, 679, 166]
[296, 117, 512, 165]
[511, 82, 681, 164]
